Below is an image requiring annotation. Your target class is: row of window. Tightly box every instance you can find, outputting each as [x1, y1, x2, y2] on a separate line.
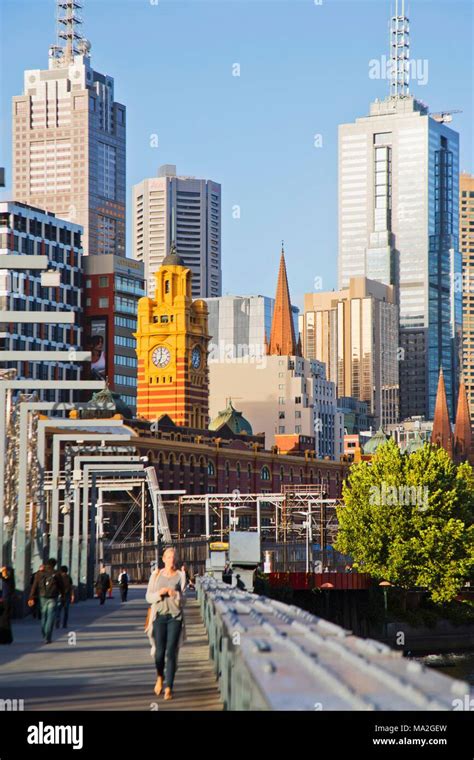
[152, 453, 340, 485]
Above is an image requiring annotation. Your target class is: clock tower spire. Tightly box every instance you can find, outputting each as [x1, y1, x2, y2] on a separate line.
[135, 247, 210, 427]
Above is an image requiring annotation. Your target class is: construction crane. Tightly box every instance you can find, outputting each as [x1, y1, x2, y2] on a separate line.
[430, 110, 463, 123]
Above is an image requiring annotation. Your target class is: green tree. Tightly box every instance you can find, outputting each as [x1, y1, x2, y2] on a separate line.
[335, 439, 474, 603]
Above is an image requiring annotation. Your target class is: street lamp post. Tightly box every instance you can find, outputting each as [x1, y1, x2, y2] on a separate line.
[379, 581, 391, 639]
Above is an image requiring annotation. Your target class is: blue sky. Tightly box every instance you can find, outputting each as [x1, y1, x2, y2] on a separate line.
[1, 0, 473, 309]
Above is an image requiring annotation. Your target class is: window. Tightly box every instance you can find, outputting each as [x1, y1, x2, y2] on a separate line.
[165, 280, 170, 294]
[261, 466, 270, 481]
[207, 461, 215, 476]
[98, 297, 109, 308]
[99, 276, 108, 287]
[86, 298, 91, 307]
[278, 426, 285, 433]
[85, 279, 91, 289]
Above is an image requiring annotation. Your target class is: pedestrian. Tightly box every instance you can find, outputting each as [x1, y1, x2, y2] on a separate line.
[180, 562, 193, 590]
[29, 564, 44, 620]
[145, 547, 186, 701]
[28, 558, 65, 644]
[55, 566, 74, 629]
[0, 566, 15, 644]
[118, 567, 129, 602]
[95, 566, 110, 605]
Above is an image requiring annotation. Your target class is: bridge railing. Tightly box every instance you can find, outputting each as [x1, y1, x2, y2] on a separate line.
[196, 576, 472, 711]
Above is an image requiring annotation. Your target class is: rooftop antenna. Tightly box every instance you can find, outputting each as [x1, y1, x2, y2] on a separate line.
[50, 1, 87, 66]
[390, 0, 410, 98]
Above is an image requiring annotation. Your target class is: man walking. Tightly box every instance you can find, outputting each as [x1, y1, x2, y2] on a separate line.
[95, 566, 110, 605]
[55, 565, 74, 629]
[28, 559, 65, 644]
[118, 568, 129, 603]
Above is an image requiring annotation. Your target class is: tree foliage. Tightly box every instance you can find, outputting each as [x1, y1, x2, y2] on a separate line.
[335, 439, 474, 603]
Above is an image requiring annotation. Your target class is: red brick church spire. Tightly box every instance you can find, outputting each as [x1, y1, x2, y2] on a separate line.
[431, 367, 453, 457]
[454, 377, 472, 463]
[267, 245, 299, 356]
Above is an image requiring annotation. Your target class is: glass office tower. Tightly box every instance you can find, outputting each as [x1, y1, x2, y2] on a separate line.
[339, 95, 461, 421]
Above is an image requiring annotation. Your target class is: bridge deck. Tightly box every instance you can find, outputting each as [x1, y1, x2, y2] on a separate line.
[0, 587, 223, 711]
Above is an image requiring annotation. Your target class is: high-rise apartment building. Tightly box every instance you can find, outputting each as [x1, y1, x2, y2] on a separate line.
[460, 173, 474, 417]
[338, 2, 461, 421]
[132, 165, 221, 299]
[12, 2, 126, 258]
[0, 201, 83, 402]
[303, 277, 399, 428]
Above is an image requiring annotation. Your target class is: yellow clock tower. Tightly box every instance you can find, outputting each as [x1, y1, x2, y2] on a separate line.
[134, 247, 210, 427]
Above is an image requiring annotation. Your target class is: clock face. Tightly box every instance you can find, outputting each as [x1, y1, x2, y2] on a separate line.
[152, 346, 171, 368]
[191, 346, 201, 369]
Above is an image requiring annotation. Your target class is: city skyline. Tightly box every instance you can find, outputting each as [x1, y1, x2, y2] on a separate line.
[1, 0, 472, 311]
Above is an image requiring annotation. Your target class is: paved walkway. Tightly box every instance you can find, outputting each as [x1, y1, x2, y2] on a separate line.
[0, 586, 223, 711]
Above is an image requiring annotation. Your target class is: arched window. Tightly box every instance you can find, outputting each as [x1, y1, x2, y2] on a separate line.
[146, 450, 154, 462]
[165, 280, 170, 293]
[309, 469, 314, 483]
[236, 462, 241, 478]
[158, 453, 164, 469]
[247, 463, 252, 479]
[199, 457, 205, 474]
[179, 455, 185, 471]
[289, 468, 294, 483]
[317, 469, 322, 484]
[208, 461, 215, 477]
[299, 468, 304, 483]
[280, 465, 284, 482]
[189, 456, 195, 473]
[169, 455, 175, 472]
[225, 461, 230, 478]
[261, 466, 270, 481]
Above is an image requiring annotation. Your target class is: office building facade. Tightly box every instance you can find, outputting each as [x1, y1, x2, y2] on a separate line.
[460, 173, 474, 416]
[303, 277, 399, 428]
[84, 254, 144, 413]
[0, 201, 83, 402]
[338, 5, 461, 421]
[205, 294, 299, 363]
[132, 165, 221, 299]
[12, 5, 126, 258]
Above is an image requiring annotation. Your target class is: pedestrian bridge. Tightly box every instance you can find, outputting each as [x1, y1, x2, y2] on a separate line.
[197, 577, 473, 711]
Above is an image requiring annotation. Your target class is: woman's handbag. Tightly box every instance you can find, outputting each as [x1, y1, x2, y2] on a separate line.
[144, 568, 161, 631]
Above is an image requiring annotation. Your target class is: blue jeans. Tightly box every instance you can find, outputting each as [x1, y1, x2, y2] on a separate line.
[153, 614, 182, 689]
[39, 598, 57, 642]
[55, 593, 71, 627]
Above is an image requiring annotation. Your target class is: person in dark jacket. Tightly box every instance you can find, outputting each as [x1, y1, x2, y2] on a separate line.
[0, 566, 15, 644]
[118, 568, 129, 602]
[55, 566, 74, 628]
[29, 565, 44, 619]
[95, 566, 110, 605]
[28, 558, 65, 644]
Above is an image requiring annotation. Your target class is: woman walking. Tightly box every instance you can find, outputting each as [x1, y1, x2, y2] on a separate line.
[145, 547, 186, 701]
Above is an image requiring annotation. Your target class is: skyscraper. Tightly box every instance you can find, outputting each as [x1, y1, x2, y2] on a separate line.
[303, 277, 399, 428]
[338, 0, 461, 421]
[132, 164, 221, 299]
[12, 1, 126, 258]
[460, 173, 474, 416]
